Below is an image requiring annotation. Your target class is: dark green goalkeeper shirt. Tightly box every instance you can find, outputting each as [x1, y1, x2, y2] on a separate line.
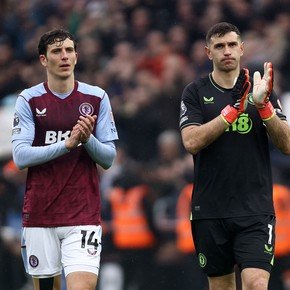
[179, 74, 286, 220]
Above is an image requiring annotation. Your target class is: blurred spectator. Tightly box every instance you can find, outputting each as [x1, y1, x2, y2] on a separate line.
[127, 6, 153, 48]
[0, 160, 29, 290]
[136, 30, 169, 81]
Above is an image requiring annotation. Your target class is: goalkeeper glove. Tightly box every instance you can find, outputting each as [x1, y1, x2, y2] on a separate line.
[253, 62, 275, 121]
[221, 68, 251, 125]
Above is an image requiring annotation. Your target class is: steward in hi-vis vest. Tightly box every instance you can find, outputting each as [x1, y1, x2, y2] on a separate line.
[109, 185, 156, 249]
[176, 183, 195, 254]
[273, 184, 290, 258]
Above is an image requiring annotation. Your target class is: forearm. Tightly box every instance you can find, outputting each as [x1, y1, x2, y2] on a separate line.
[83, 136, 116, 169]
[13, 140, 69, 170]
[182, 115, 229, 155]
[264, 115, 290, 155]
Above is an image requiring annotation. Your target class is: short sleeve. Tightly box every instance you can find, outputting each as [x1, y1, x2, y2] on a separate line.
[179, 83, 203, 130]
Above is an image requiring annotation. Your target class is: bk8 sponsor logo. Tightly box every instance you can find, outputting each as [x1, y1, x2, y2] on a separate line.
[45, 130, 71, 144]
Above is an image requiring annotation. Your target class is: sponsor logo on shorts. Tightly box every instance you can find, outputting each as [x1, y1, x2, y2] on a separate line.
[198, 253, 207, 268]
[29, 255, 39, 268]
[87, 248, 97, 255]
[264, 244, 273, 255]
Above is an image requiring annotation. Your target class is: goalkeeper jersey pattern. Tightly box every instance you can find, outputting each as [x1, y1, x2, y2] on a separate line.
[179, 74, 287, 220]
[13, 81, 118, 227]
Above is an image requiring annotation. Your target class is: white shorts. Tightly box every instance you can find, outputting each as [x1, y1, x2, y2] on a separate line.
[21, 225, 102, 278]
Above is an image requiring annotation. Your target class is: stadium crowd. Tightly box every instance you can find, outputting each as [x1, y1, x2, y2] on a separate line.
[1, 0, 290, 289]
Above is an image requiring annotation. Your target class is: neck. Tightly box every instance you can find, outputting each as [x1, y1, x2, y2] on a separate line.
[211, 68, 240, 89]
[47, 75, 75, 94]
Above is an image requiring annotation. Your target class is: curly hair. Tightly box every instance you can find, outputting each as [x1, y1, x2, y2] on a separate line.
[38, 29, 77, 56]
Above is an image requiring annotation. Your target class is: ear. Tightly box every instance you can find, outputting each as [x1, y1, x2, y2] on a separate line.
[205, 46, 212, 60]
[74, 52, 78, 65]
[39, 55, 47, 67]
[240, 42, 244, 56]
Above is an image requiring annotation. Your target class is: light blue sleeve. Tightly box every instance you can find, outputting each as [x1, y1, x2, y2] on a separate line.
[96, 93, 118, 142]
[83, 138, 117, 169]
[12, 96, 70, 170]
[79, 92, 118, 169]
[12, 95, 35, 143]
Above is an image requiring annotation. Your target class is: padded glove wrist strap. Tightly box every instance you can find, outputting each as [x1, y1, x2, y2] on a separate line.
[258, 101, 275, 121]
[220, 105, 239, 125]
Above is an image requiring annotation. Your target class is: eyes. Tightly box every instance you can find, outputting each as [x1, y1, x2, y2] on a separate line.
[50, 47, 75, 55]
[214, 42, 238, 50]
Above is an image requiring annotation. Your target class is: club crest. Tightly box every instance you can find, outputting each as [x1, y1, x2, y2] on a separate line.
[79, 103, 94, 116]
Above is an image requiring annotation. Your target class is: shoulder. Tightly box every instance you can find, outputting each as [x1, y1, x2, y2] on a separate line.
[183, 75, 210, 94]
[19, 83, 46, 101]
[182, 75, 209, 99]
[77, 81, 106, 99]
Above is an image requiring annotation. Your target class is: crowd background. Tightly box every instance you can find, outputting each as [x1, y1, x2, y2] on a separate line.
[1, 0, 290, 289]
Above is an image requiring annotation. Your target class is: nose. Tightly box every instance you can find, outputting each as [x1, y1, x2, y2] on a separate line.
[224, 45, 231, 55]
[61, 49, 68, 59]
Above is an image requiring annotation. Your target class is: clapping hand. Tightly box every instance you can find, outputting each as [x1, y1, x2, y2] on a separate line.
[231, 68, 251, 113]
[220, 68, 251, 125]
[76, 114, 97, 143]
[253, 62, 273, 108]
[253, 62, 275, 121]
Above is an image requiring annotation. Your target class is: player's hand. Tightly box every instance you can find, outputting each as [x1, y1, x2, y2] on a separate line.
[253, 62, 275, 121]
[253, 62, 273, 108]
[65, 125, 81, 150]
[220, 68, 251, 125]
[231, 68, 251, 113]
[77, 114, 97, 143]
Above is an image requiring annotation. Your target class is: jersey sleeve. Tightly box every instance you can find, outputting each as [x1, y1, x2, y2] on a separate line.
[12, 92, 70, 169]
[179, 83, 203, 130]
[12, 94, 35, 143]
[96, 92, 118, 142]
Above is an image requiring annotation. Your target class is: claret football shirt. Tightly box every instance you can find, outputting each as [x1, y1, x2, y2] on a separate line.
[12, 81, 118, 227]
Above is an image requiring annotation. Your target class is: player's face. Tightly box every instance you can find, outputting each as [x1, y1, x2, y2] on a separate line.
[39, 38, 77, 80]
[205, 32, 244, 72]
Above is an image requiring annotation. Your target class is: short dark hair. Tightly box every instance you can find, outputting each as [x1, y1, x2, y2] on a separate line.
[38, 29, 77, 56]
[206, 22, 241, 45]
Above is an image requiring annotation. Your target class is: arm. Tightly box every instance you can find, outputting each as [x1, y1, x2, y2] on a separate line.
[76, 93, 118, 169]
[13, 140, 70, 170]
[253, 62, 290, 154]
[83, 137, 116, 169]
[263, 117, 290, 154]
[181, 116, 228, 155]
[12, 96, 81, 170]
[13, 128, 81, 170]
